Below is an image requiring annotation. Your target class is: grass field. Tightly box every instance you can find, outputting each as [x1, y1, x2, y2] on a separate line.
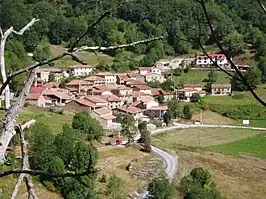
[0, 107, 73, 133]
[152, 128, 263, 148]
[175, 150, 266, 199]
[209, 133, 266, 159]
[50, 45, 114, 67]
[173, 70, 230, 86]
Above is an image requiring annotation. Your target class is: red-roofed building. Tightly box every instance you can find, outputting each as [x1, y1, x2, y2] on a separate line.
[132, 85, 152, 95]
[26, 93, 46, 107]
[137, 67, 152, 75]
[42, 88, 73, 106]
[84, 75, 105, 85]
[43, 82, 59, 88]
[195, 54, 230, 68]
[91, 107, 116, 129]
[125, 79, 147, 87]
[144, 106, 168, 119]
[67, 79, 93, 93]
[183, 84, 202, 91]
[211, 84, 231, 96]
[114, 105, 143, 120]
[84, 95, 108, 107]
[178, 88, 206, 101]
[151, 88, 174, 101]
[30, 86, 47, 94]
[102, 95, 124, 109]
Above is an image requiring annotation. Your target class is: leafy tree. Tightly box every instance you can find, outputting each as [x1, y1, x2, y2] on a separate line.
[207, 70, 218, 83]
[148, 172, 175, 199]
[54, 125, 76, 166]
[222, 30, 245, 56]
[59, 80, 67, 88]
[142, 130, 152, 153]
[180, 167, 222, 199]
[163, 111, 172, 126]
[33, 44, 51, 61]
[72, 111, 103, 141]
[28, 123, 56, 171]
[158, 94, 165, 104]
[121, 114, 137, 143]
[258, 56, 266, 82]
[167, 99, 181, 119]
[183, 105, 192, 120]
[231, 66, 262, 91]
[138, 121, 147, 143]
[106, 175, 125, 199]
[48, 73, 56, 82]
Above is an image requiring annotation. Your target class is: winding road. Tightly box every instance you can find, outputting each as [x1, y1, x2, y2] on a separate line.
[136, 124, 266, 198]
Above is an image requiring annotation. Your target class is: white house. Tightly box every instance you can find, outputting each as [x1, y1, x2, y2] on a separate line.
[95, 72, 117, 84]
[211, 84, 231, 96]
[144, 73, 165, 83]
[151, 67, 162, 75]
[195, 54, 230, 69]
[69, 64, 93, 76]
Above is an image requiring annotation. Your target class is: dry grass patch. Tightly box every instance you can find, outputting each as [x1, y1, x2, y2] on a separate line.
[192, 110, 235, 125]
[97, 147, 160, 195]
[152, 128, 261, 148]
[175, 150, 266, 199]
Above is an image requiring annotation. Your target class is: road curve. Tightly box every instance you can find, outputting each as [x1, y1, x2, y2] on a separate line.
[151, 146, 178, 181]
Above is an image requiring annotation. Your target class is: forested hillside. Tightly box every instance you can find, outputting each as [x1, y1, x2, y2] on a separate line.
[1, 0, 266, 75]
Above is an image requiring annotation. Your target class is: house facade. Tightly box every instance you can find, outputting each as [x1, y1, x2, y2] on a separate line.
[69, 64, 93, 76]
[195, 54, 230, 68]
[144, 73, 165, 83]
[91, 107, 116, 130]
[211, 84, 231, 96]
[26, 93, 46, 107]
[144, 106, 168, 119]
[96, 72, 117, 84]
[114, 105, 144, 121]
[35, 67, 63, 83]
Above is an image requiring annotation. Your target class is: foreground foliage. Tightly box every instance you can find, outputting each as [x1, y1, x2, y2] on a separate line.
[180, 168, 222, 199]
[27, 111, 104, 199]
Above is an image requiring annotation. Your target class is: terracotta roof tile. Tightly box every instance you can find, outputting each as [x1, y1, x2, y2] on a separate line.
[148, 106, 168, 111]
[117, 105, 143, 114]
[26, 93, 42, 100]
[211, 84, 231, 89]
[30, 86, 47, 94]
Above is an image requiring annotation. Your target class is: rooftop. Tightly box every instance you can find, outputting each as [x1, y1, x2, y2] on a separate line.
[36, 67, 62, 73]
[138, 67, 152, 71]
[94, 107, 112, 116]
[43, 82, 59, 88]
[75, 99, 99, 108]
[148, 106, 168, 111]
[133, 84, 152, 90]
[96, 72, 115, 76]
[125, 80, 147, 86]
[26, 93, 42, 100]
[84, 75, 105, 81]
[67, 79, 92, 86]
[30, 86, 47, 94]
[69, 64, 93, 68]
[212, 83, 231, 89]
[85, 95, 108, 103]
[117, 105, 143, 114]
[198, 54, 225, 58]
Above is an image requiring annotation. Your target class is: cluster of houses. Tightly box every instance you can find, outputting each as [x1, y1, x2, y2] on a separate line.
[27, 65, 172, 130]
[26, 53, 236, 130]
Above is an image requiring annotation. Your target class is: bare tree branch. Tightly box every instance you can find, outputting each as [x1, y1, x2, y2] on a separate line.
[12, 18, 40, 35]
[11, 124, 38, 199]
[0, 70, 36, 161]
[74, 36, 164, 52]
[197, 0, 266, 107]
[0, 18, 39, 109]
[257, 0, 266, 13]
[0, 27, 3, 38]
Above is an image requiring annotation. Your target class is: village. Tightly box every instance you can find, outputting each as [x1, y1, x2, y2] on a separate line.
[24, 53, 242, 132]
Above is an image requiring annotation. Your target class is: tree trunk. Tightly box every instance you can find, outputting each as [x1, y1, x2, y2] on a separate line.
[0, 38, 10, 109]
[0, 71, 36, 162]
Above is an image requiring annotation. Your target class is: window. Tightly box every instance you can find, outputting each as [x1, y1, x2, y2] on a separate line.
[37, 73, 41, 78]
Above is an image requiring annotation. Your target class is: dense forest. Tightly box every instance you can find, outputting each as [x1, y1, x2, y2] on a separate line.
[1, 0, 266, 79]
